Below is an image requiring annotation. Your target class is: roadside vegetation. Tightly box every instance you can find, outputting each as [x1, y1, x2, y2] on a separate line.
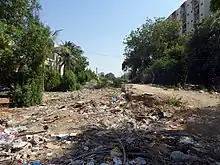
[0, 0, 219, 107]
[122, 0, 220, 92]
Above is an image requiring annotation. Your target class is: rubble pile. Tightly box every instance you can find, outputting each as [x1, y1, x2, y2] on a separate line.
[0, 88, 219, 165]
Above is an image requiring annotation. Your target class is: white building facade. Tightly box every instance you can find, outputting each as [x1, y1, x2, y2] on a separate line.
[168, 0, 211, 34]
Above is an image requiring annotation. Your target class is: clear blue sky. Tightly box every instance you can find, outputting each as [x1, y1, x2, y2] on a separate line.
[39, 0, 184, 76]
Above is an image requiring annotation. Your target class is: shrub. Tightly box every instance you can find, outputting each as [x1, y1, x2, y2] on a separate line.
[112, 78, 124, 88]
[11, 78, 43, 107]
[44, 67, 62, 91]
[95, 77, 109, 89]
[76, 71, 87, 84]
[60, 70, 78, 91]
[75, 83, 81, 90]
[163, 96, 183, 106]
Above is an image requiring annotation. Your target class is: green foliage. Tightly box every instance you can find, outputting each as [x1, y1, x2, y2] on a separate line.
[0, 0, 55, 107]
[94, 77, 124, 89]
[44, 67, 61, 91]
[105, 73, 116, 80]
[11, 77, 43, 107]
[151, 45, 187, 85]
[112, 78, 124, 88]
[60, 70, 78, 91]
[55, 41, 86, 74]
[75, 69, 98, 85]
[186, 11, 220, 89]
[95, 77, 109, 89]
[163, 96, 183, 107]
[85, 69, 98, 81]
[122, 12, 220, 90]
[54, 40, 92, 86]
[210, 0, 220, 12]
[122, 17, 186, 85]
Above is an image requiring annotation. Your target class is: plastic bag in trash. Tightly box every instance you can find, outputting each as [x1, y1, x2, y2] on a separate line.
[113, 157, 122, 165]
[112, 97, 117, 103]
[0, 130, 15, 149]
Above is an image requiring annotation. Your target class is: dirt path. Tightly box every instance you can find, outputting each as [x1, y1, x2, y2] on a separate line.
[131, 84, 220, 108]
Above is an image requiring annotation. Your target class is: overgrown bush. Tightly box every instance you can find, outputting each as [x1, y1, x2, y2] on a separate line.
[11, 78, 43, 107]
[112, 78, 124, 88]
[60, 70, 78, 91]
[94, 77, 125, 89]
[44, 67, 61, 91]
[94, 77, 109, 89]
[163, 96, 183, 106]
[85, 69, 99, 82]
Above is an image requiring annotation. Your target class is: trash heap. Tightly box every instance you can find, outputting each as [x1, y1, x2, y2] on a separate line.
[0, 87, 219, 165]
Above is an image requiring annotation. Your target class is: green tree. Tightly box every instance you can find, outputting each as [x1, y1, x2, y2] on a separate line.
[210, 0, 220, 12]
[55, 41, 85, 73]
[60, 70, 78, 91]
[122, 17, 186, 85]
[105, 72, 116, 80]
[0, 0, 54, 106]
[54, 44, 75, 73]
[44, 67, 61, 91]
[186, 11, 220, 90]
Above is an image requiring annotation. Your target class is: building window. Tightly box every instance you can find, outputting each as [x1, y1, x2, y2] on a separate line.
[201, 13, 203, 16]
[191, 10, 193, 13]
[188, 22, 189, 24]
[187, 13, 189, 16]
[191, 20, 193, 22]
[201, 3, 203, 6]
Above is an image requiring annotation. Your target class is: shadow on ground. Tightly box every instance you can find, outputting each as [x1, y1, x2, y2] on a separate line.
[183, 105, 220, 137]
[43, 104, 220, 165]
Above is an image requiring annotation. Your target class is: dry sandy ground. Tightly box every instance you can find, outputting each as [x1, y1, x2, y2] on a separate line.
[132, 84, 220, 108]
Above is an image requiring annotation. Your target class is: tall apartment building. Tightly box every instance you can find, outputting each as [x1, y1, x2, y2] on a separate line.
[167, 0, 211, 34]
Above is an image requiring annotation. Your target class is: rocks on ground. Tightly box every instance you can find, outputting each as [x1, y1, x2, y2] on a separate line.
[0, 88, 219, 164]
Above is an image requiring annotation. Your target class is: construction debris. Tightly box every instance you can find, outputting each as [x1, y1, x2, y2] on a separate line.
[0, 88, 219, 164]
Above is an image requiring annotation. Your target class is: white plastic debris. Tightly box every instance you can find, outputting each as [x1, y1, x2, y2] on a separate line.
[0, 130, 16, 149]
[129, 157, 146, 165]
[86, 159, 95, 165]
[179, 136, 194, 145]
[119, 92, 126, 100]
[4, 126, 28, 134]
[113, 157, 122, 165]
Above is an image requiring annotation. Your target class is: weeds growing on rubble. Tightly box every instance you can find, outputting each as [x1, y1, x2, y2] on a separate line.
[163, 96, 183, 106]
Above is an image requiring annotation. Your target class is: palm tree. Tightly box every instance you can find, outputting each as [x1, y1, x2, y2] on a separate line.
[54, 41, 84, 74]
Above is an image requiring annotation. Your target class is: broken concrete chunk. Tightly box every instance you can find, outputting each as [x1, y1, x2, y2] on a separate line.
[13, 141, 31, 150]
[46, 143, 59, 150]
[170, 151, 198, 162]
